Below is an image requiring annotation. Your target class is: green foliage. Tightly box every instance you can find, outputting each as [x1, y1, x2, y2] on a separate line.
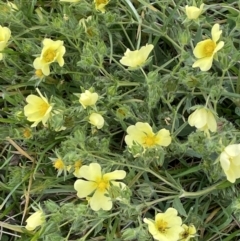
[1, 0, 240, 240]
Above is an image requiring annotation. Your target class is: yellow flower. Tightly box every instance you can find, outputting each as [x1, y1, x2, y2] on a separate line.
[25, 210, 45, 231]
[89, 113, 104, 129]
[188, 107, 217, 135]
[0, 25, 11, 61]
[33, 38, 66, 76]
[192, 24, 224, 71]
[144, 208, 183, 241]
[120, 44, 154, 68]
[220, 144, 240, 183]
[185, 4, 204, 20]
[94, 0, 109, 13]
[73, 160, 82, 178]
[52, 158, 66, 176]
[179, 224, 197, 241]
[24, 88, 53, 127]
[79, 90, 98, 109]
[74, 163, 126, 211]
[125, 122, 171, 149]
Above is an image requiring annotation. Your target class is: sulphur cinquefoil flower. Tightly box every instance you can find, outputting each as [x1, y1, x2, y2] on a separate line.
[192, 24, 224, 71]
[188, 107, 217, 135]
[24, 88, 53, 127]
[185, 4, 204, 20]
[179, 224, 197, 241]
[144, 208, 183, 241]
[120, 44, 154, 68]
[33, 38, 66, 76]
[220, 144, 240, 183]
[25, 210, 45, 231]
[74, 163, 126, 211]
[94, 0, 109, 13]
[0, 25, 11, 61]
[89, 113, 104, 129]
[79, 90, 98, 109]
[125, 122, 171, 150]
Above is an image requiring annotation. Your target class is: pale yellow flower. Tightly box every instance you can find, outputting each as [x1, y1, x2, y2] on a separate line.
[192, 24, 224, 71]
[89, 113, 104, 129]
[179, 224, 197, 241]
[120, 44, 154, 68]
[125, 122, 171, 149]
[144, 208, 183, 241]
[24, 88, 53, 127]
[25, 210, 45, 231]
[94, 0, 109, 13]
[188, 107, 217, 135]
[33, 38, 66, 76]
[220, 144, 240, 183]
[185, 4, 204, 20]
[79, 90, 98, 109]
[0, 25, 11, 61]
[74, 163, 126, 211]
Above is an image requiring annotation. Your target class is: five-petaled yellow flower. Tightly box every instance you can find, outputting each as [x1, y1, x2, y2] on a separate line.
[120, 44, 154, 68]
[0, 25, 11, 61]
[24, 88, 53, 127]
[74, 163, 126, 211]
[25, 210, 45, 231]
[144, 208, 183, 241]
[94, 0, 109, 13]
[125, 122, 171, 149]
[192, 24, 224, 71]
[33, 38, 66, 76]
[179, 224, 197, 241]
[185, 4, 204, 20]
[188, 107, 217, 135]
[79, 90, 98, 109]
[220, 144, 240, 183]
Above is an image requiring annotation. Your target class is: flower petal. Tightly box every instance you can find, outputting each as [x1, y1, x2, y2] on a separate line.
[155, 129, 171, 146]
[79, 163, 102, 181]
[211, 24, 222, 43]
[224, 144, 240, 157]
[74, 179, 97, 198]
[192, 56, 213, 71]
[103, 170, 126, 181]
[213, 41, 224, 54]
[90, 189, 112, 211]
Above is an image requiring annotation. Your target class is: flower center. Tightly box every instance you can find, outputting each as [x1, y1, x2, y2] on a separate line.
[203, 40, 216, 57]
[39, 101, 50, 116]
[97, 179, 109, 192]
[143, 135, 157, 147]
[43, 48, 56, 63]
[53, 159, 65, 170]
[156, 220, 168, 233]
